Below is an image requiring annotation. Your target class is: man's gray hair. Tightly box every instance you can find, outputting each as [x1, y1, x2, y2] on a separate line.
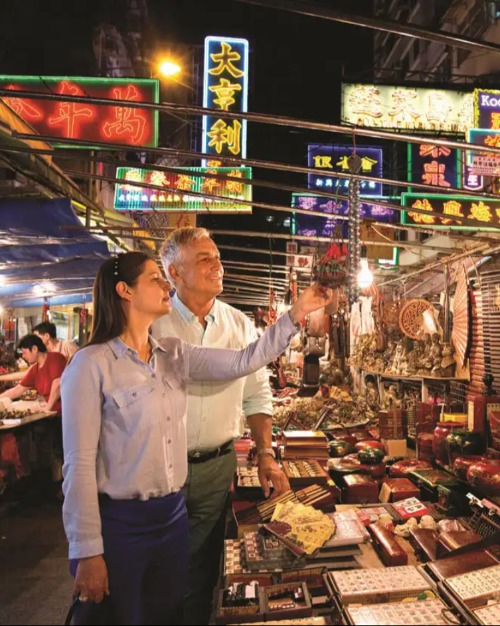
[160, 227, 212, 283]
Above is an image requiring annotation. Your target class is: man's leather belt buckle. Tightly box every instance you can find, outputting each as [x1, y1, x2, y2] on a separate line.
[188, 440, 232, 464]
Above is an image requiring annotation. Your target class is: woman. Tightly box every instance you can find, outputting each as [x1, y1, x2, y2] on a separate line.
[61, 252, 331, 625]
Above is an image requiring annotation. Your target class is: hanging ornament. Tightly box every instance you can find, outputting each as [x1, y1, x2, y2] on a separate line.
[347, 153, 362, 306]
[80, 298, 88, 336]
[42, 297, 50, 323]
[268, 288, 278, 325]
[312, 239, 348, 288]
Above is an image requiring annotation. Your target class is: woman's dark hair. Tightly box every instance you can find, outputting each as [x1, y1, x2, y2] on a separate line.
[86, 252, 152, 347]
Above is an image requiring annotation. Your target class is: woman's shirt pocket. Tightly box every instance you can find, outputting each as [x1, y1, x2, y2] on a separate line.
[110, 383, 158, 435]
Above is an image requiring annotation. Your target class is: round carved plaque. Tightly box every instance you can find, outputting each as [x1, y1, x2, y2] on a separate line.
[399, 299, 433, 339]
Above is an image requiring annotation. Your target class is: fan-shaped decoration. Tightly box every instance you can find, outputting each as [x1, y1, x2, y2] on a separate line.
[383, 301, 401, 328]
[451, 265, 470, 367]
[399, 299, 433, 339]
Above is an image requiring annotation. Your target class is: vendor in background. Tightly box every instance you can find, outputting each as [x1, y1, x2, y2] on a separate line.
[153, 227, 290, 625]
[33, 321, 78, 360]
[0, 334, 66, 412]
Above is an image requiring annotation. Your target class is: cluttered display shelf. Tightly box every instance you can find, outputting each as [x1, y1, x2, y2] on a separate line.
[360, 367, 469, 383]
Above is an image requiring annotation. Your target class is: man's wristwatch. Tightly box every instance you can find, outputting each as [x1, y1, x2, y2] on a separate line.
[257, 447, 276, 459]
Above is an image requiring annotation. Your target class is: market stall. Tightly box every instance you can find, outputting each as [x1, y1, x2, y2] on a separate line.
[210, 237, 500, 626]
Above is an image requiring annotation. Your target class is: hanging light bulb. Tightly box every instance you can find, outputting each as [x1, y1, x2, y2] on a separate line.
[357, 258, 374, 289]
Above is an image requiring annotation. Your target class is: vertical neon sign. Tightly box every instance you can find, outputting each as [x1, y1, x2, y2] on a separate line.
[202, 36, 249, 164]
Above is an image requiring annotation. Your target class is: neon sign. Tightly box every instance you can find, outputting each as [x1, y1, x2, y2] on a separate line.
[408, 143, 460, 190]
[402, 193, 500, 230]
[291, 193, 397, 222]
[307, 144, 383, 196]
[114, 166, 252, 212]
[202, 37, 249, 163]
[474, 88, 500, 129]
[0, 75, 159, 148]
[466, 128, 500, 175]
[342, 84, 473, 133]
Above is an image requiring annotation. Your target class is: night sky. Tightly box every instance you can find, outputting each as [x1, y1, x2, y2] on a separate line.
[0, 0, 374, 261]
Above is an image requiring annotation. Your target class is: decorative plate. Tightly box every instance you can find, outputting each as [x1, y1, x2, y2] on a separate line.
[398, 299, 433, 339]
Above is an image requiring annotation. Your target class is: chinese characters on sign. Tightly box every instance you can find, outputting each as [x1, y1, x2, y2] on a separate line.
[202, 37, 249, 162]
[114, 166, 252, 213]
[307, 144, 383, 196]
[473, 89, 500, 130]
[0, 75, 159, 147]
[463, 165, 484, 191]
[467, 129, 500, 175]
[402, 193, 500, 230]
[408, 143, 460, 189]
[292, 193, 397, 223]
[342, 84, 473, 133]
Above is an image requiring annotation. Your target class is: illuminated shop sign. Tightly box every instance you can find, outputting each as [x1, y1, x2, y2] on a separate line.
[114, 166, 252, 212]
[401, 193, 500, 230]
[341, 83, 473, 133]
[463, 164, 484, 191]
[202, 36, 249, 163]
[408, 143, 460, 189]
[307, 144, 383, 196]
[466, 129, 500, 175]
[292, 210, 397, 265]
[0, 75, 159, 147]
[474, 88, 500, 129]
[291, 193, 397, 222]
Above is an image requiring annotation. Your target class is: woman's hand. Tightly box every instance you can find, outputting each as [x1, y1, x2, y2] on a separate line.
[289, 283, 333, 324]
[73, 555, 109, 604]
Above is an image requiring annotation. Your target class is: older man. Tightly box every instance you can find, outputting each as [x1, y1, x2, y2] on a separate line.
[153, 227, 289, 625]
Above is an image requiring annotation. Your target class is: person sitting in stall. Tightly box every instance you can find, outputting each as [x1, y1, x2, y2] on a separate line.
[33, 322, 78, 360]
[0, 334, 66, 412]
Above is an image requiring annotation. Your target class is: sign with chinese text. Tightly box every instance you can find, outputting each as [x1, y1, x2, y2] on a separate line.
[291, 193, 397, 222]
[114, 166, 252, 213]
[308, 144, 383, 196]
[341, 84, 473, 133]
[408, 143, 460, 189]
[286, 254, 313, 272]
[463, 164, 484, 191]
[401, 193, 500, 230]
[202, 36, 249, 163]
[467, 128, 500, 175]
[0, 75, 159, 147]
[473, 88, 500, 129]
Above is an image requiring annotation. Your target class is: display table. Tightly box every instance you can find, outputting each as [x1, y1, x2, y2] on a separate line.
[0, 410, 57, 430]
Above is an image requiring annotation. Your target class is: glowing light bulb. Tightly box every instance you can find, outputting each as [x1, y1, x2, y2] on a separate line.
[357, 258, 373, 289]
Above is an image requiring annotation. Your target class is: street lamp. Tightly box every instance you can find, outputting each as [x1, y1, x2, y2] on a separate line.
[158, 59, 182, 78]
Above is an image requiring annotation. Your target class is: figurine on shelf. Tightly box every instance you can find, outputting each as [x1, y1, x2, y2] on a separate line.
[418, 333, 433, 375]
[382, 340, 396, 372]
[389, 340, 406, 375]
[428, 333, 443, 372]
[383, 383, 402, 409]
[365, 376, 379, 410]
[436, 343, 456, 378]
[406, 340, 421, 376]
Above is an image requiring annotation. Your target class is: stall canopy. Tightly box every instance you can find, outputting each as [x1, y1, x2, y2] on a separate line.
[0, 197, 109, 307]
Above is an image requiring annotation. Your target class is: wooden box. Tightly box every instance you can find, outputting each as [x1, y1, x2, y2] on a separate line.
[282, 459, 329, 487]
[341, 474, 379, 504]
[215, 585, 265, 624]
[368, 523, 408, 566]
[379, 478, 420, 503]
[262, 582, 312, 621]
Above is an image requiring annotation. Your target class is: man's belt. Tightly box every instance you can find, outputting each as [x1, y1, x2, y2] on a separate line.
[187, 439, 233, 464]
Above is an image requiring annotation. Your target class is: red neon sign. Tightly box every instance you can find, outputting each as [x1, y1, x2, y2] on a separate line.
[0, 75, 159, 148]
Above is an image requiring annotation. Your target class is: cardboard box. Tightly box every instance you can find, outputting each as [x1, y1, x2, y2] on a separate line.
[382, 438, 407, 457]
[442, 412, 467, 424]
